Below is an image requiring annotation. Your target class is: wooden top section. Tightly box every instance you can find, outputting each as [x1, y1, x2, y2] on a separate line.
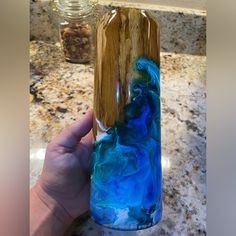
[94, 8, 160, 137]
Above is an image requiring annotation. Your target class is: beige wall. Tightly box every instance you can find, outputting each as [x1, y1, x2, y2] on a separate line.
[98, 0, 206, 10]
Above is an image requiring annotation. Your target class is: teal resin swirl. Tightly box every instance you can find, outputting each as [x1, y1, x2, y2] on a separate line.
[90, 58, 162, 230]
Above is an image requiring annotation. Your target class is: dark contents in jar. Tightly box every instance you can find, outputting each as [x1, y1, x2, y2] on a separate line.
[60, 23, 92, 63]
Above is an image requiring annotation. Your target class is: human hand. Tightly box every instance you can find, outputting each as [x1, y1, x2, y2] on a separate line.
[31, 111, 93, 233]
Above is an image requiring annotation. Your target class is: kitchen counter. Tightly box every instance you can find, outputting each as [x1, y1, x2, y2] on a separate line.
[30, 1, 206, 56]
[30, 40, 206, 235]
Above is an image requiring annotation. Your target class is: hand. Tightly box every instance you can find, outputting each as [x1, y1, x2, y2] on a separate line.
[31, 111, 93, 235]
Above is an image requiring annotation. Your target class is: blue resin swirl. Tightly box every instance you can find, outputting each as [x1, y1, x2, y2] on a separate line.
[91, 58, 162, 230]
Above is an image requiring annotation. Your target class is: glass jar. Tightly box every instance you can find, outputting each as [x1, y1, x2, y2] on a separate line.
[90, 7, 162, 231]
[55, 0, 96, 63]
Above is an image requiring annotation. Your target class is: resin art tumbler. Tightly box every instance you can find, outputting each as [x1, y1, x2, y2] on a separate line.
[90, 7, 162, 230]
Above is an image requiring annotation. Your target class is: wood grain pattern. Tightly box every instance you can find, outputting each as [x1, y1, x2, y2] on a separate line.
[94, 7, 160, 137]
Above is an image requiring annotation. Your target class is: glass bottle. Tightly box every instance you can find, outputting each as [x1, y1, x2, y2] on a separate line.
[91, 7, 162, 230]
[55, 0, 95, 63]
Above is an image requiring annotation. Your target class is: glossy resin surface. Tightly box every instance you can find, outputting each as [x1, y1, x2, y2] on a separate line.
[91, 8, 161, 230]
[91, 58, 161, 230]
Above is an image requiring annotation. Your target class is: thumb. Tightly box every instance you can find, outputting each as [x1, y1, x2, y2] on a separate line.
[52, 111, 93, 149]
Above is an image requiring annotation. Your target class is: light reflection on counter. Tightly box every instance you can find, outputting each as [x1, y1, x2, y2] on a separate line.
[30, 148, 46, 187]
[30, 148, 46, 160]
[162, 155, 171, 171]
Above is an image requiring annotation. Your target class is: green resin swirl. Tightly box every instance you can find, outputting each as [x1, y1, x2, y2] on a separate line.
[90, 57, 162, 230]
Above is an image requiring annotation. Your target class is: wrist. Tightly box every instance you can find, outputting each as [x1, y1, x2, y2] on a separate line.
[30, 184, 74, 235]
[33, 183, 74, 225]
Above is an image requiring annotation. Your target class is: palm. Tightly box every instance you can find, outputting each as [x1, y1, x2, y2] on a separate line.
[38, 112, 93, 219]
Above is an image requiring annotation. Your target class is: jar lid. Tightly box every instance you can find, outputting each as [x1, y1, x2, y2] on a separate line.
[56, 0, 93, 19]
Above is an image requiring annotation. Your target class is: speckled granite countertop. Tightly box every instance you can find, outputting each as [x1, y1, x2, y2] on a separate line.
[30, 1, 206, 55]
[30, 40, 206, 235]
